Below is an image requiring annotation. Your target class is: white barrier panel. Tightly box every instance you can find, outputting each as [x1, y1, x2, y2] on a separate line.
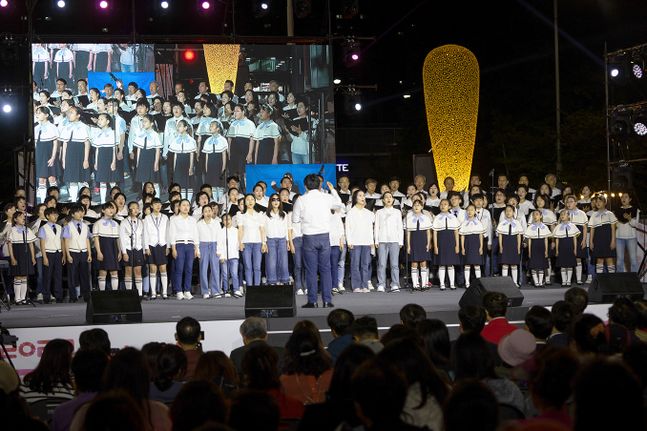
[1, 320, 245, 376]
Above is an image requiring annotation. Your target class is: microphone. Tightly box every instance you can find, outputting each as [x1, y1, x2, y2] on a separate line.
[489, 169, 495, 176]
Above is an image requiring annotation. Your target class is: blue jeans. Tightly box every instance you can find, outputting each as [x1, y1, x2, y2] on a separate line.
[292, 237, 305, 290]
[377, 242, 400, 288]
[338, 245, 347, 287]
[292, 153, 309, 164]
[616, 238, 638, 273]
[243, 242, 262, 286]
[303, 233, 332, 303]
[35, 256, 43, 295]
[350, 245, 371, 290]
[200, 242, 221, 294]
[266, 238, 289, 284]
[174, 243, 194, 293]
[121, 63, 135, 72]
[330, 246, 341, 287]
[220, 258, 240, 293]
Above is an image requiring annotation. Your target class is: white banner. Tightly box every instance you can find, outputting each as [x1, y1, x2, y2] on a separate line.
[1, 319, 245, 376]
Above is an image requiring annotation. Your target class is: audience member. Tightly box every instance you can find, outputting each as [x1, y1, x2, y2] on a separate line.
[228, 390, 280, 431]
[633, 299, 647, 343]
[175, 317, 203, 380]
[443, 380, 498, 431]
[564, 286, 588, 316]
[170, 381, 227, 431]
[326, 309, 355, 363]
[78, 328, 112, 356]
[400, 304, 427, 330]
[481, 292, 517, 345]
[229, 317, 284, 376]
[352, 315, 384, 353]
[19, 339, 75, 406]
[546, 301, 574, 348]
[149, 344, 187, 404]
[82, 391, 147, 431]
[192, 351, 239, 397]
[457, 305, 486, 333]
[524, 306, 552, 351]
[417, 318, 451, 377]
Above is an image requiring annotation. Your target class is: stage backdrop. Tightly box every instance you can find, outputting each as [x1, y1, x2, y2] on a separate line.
[245, 163, 337, 194]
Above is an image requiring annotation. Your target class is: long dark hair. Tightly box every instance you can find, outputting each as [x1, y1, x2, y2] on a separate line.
[241, 342, 281, 390]
[417, 318, 451, 370]
[23, 339, 73, 393]
[193, 351, 238, 397]
[282, 320, 332, 377]
[452, 332, 497, 381]
[153, 344, 187, 392]
[265, 193, 285, 219]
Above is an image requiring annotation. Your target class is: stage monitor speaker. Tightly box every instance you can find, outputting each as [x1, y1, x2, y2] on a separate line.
[458, 277, 524, 308]
[245, 285, 295, 318]
[588, 273, 644, 303]
[86, 290, 143, 324]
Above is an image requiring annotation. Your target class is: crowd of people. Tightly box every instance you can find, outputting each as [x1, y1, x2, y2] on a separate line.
[0, 169, 642, 306]
[2, 288, 647, 431]
[33, 72, 319, 205]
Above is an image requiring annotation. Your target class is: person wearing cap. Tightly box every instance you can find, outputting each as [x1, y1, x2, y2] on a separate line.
[481, 291, 517, 345]
[497, 329, 537, 368]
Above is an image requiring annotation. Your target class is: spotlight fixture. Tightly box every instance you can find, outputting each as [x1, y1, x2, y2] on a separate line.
[0, 0, 8, 7]
[261, 2, 269, 9]
[98, 0, 108, 9]
[354, 102, 362, 111]
[161, 0, 169, 8]
[342, 37, 361, 67]
[610, 67, 620, 78]
[633, 115, 647, 136]
[56, 0, 65, 8]
[403, 94, 411, 99]
[1, 104, 11, 114]
[631, 62, 643, 79]
[201, 1, 211, 10]
[333, 78, 341, 85]
[183, 49, 196, 62]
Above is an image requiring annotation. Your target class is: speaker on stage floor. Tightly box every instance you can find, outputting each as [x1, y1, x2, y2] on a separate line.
[458, 277, 524, 308]
[588, 273, 644, 303]
[86, 290, 143, 324]
[245, 285, 295, 318]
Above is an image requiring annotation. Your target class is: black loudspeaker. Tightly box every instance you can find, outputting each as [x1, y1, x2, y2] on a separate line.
[459, 277, 524, 308]
[588, 273, 644, 303]
[244, 285, 296, 318]
[86, 290, 143, 324]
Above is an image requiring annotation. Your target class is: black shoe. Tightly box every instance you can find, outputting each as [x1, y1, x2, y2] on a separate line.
[301, 302, 318, 308]
[323, 302, 335, 308]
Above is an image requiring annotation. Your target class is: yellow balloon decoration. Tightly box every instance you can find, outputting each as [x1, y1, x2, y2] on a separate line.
[423, 45, 480, 191]
[203, 44, 241, 94]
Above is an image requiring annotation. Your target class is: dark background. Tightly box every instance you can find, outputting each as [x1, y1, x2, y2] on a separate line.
[1, 0, 647, 203]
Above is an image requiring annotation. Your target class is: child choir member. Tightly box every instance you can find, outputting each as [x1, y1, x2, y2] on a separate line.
[143, 198, 170, 299]
[553, 210, 580, 287]
[406, 200, 433, 290]
[93, 202, 120, 291]
[524, 210, 551, 287]
[169, 199, 199, 300]
[588, 196, 617, 275]
[120, 202, 145, 297]
[264, 193, 292, 285]
[345, 190, 376, 293]
[8, 211, 37, 304]
[459, 204, 485, 288]
[34, 107, 59, 203]
[433, 199, 461, 290]
[197, 204, 221, 298]
[497, 205, 524, 287]
[374, 191, 404, 293]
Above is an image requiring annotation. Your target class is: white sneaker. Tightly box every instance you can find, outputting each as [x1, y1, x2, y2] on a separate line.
[338, 284, 346, 292]
[224, 292, 232, 298]
[184, 291, 193, 300]
[376, 285, 385, 293]
[176, 292, 184, 300]
[203, 294, 210, 299]
[367, 280, 374, 291]
[296, 289, 305, 296]
[390, 286, 400, 293]
[362, 288, 370, 293]
[586, 275, 593, 284]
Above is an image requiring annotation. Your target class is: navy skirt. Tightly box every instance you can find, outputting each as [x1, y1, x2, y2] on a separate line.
[11, 244, 34, 276]
[257, 137, 275, 164]
[64, 140, 89, 183]
[172, 153, 191, 187]
[98, 236, 120, 271]
[136, 147, 158, 184]
[95, 147, 115, 183]
[528, 238, 548, 270]
[229, 136, 249, 178]
[36, 139, 56, 179]
[592, 224, 614, 258]
[125, 249, 145, 267]
[556, 236, 577, 268]
[149, 244, 168, 266]
[462, 234, 483, 265]
[203, 151, 225, 187]
[575, 225, 586, 259]
[500, 234, 521, 265]
[409, 229, 431, 262]
[436, 229, 460, 266]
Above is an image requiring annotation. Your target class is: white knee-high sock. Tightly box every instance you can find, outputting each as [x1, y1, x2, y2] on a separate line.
[608, 265, 616, 273]
[411, 268, 419, 288]
[100, 183, 107, 204]
[448, 266, 456, 287]
[37, 184, 47, 203]
[110, 275, 119, 290]
[464, 266, 471, 287]
[150, 273, 157, 297]
[561, 268, 567, 285]
[566, 268, 573, 284]
[69, 183, 79, 202]
[532, 270, 539, 286]
[475, 266, 481, 279]
[502, 265, 509, 277]
[135, 278, 143, 296]
[576, 261, 582, 283]
[438, 266, 446, 288]
[13, 279, 22, 301]
[21, 279, 28, 302]
[98, 276, 106, 291]
[596, 264, 604, 274]
[421, 267, 429, 287]
[160, 272, 168, 296]
[124, 276, 133, 291]
[538, 270, 545, 285]
[511, 265, 518, 284]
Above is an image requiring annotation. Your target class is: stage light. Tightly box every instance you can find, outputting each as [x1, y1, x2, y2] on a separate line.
[56, 0, 65, 8]
[403, 94, 411, 99]
[183, 49, 196, 62]
[261, 2, 268, 9]
[333, 78, 341, 85]
[98, 0, 108, 9]
[0, 0, 8, 7]
[354, 102, 362, 111]
[610, 67, 620, 78]
[631, 62, 643, 79]
[201, 1, 210, 9]
[161, 1, 169, 8]
[2, 104, 12, 114]
[633, 118, 647, 136]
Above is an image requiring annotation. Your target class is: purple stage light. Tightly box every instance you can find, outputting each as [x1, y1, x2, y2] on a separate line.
[201, 1, 210, 9]
[351, 53, 359, 61]
[0, 0, 8, 8]
[99, 0, 108, 9]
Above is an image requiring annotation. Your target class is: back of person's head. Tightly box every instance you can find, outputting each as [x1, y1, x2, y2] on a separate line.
[417, 318, 451, 368]
[228, 389, 280, 431]
[241, 342, 280, 390]
[380, 323, 421, 346]
[283, 320, 331, 377]
[103, 347, 150, 403]
[170, 381, 227, 431]
[458, 305, 487, 333]
[176, 317, 202, 346]
[193, 351, 238, 395]
[79, 328, 111, 356]
[525, 305, 553, 340]
[351, 359, 409, 429]
[444, 380, 498, 431]
[530, 348, 579, 411]
[141, 342, 164, 381]
[571, 314, 607, 355]
[377, 337, 449, 406]
[352, 316, 379, 341]
[550, 300, 574, 333]
[399, 303, 426, 329]
[574, 359, 644, 431]
[327, 308, 355, 337]
[71, 349, 109, 393]
[634, 299, 647, 330]
[239, 317, 267, 342]
[608, 297, 639, 330]
[453, 332, 496, 381]
[482, 292, 508, 318]
[303, 174, 320, 191]
[154, 344, 187, 391]
[327, 344, 375, 402]
[564, 287, 588, 315]
[83, 390, 146, 431]
[24, 338, 73, 393]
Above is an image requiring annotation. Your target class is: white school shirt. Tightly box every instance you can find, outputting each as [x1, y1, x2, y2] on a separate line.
[202, 135, 228, 154]
[252, 120, 281, 141]
[226, 118, 256, 140]
[168, 134, 197, 154]
[474, 208, 492, 243]
[459, 217, 486, 236]
[119, 217, 144, 251]
[38, 223, 62, 253]
[527, 208, 556, 227]
[62, 220, 91, 252]
[374, 207, 404, 246]
[168, 214, 199, 245]
[517, 200, 535, 217]
[292, 219, 303, 239]
[264, 212, 291, 239]
[197, 219, 221, 243]
[239, 211, 264, 244]
[345, 206, 375, 246]
[143, 213, 169, 250]
[496, 218, 524, 236]
[552, 222, 581, 239]
[92, 217, 120, 239]
[432, 212, 461, 231]
[54, 48, 73, 63]
[60, 121, 91, 143]
[405, 212, 433, 231]
[90, 127, 119, 149]
[588, 210, 618, 229]
[196, 116, 215, 136]
[163, 116, 189, 157]
[329, 212, 345, 247]
[449, 207, 466, 224]
[133, 129, 163, 150]
[616, 207, 640, 240]
[292, 189, 342, 236]
[32, 45, 49, 62]
[34, 121, 59, 144]
[128, 116, 146, 152]
[524, 222, 552, 239]
[217, 226, 239, 259]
